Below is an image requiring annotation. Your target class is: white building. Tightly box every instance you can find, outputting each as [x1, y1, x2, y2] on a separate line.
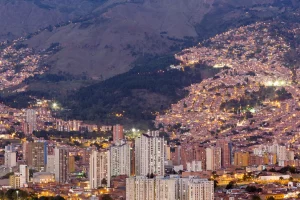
[19, 165, 29, 187]
[135, 131, 165, 176]
[259, 174, 290, 181]
[46, 155, 55, 173]
[108, 142, 131, 179]
[89, 150, 110, 189]
[206, 146, 221, 171]
[254, 142, 294, 167]
[126, 176, 155, 200]
[188, 178, 214, 200]
[5, 151, 16, 167]
[187, 161, 202, 172]
[32, 172, 55, 183]
[126, 176, 214, 200]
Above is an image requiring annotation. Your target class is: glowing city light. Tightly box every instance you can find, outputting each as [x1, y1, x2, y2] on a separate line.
[264, 80, 287, 87]
[52, 102, 59, 110]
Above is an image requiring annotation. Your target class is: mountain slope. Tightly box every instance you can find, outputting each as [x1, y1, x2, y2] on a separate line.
[0, 0, 107, 41]
[2, 0, 298, 129]
[1, 0, 278, 79]
[156, 20, 300, 144]
[62, 0, 299, 128]
[23, 0, 215, 79]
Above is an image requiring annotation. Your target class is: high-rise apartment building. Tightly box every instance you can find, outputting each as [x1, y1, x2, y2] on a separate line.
[216, 139, 232, 168]
[234, 152, 250, 167]
[19, 165, 29, 187]
[5, 151, 16, 167]
[206, 146, 221, 171]
[135, 131, 165, 176]
[188, 178, 214, 200]
[170, 145, 181, 166]
[46, 154, 55, 173]
[89, 150, 110, 189]
[108, 142, 131, 179]
[54, 147, 70, 183]
[26, 142, 48, 171]
[113, 124, 124, 143]
[25, 109, 37, 134]
[194, 146, 206, 170]
[126, 176, 214, 200]
[126, 176, 155, 200]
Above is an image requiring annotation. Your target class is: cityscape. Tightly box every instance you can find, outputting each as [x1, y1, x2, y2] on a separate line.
[0, 1, 300, 200]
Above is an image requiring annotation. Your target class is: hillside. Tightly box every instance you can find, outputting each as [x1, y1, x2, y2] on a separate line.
[1, 0, 279, 79]
[155, 18, 300, 144]
[0, 0, 106, 41]
[23, 0, 215, 79]
[1, 0, 299, 128]
[63, 0, 299, 127]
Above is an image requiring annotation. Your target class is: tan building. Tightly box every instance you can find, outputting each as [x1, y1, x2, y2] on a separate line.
[234, 152, 249, 167]
[26, 142, 47, 171]
[54, 147, 70, 183]
[9, 173, 20, 188]
[69, 155, 75, 173]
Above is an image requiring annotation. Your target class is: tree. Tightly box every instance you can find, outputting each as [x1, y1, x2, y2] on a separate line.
[74, 155, 81, 161]
[101, 178, 107, 186]
[16, 131, 25, 139]
[289, 177, 293, 181]
[38, 197, 50, 200]
[53, 196, 65, 200]
[226, 181, 235, 189]
[5, 189, 29, 200]
[279, 176, 284, 180]
[245, 186, 258, 193]
[102, 194, 113, 200]
[29, 169, 38, 178]
[149, 173, 155, 178]
[252, 194, 261, 200]
[0, 191, 4, 199]
[73, 141, 81, 146]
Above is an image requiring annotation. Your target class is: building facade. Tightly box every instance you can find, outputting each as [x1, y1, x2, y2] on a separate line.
[126, 176, 214, 200]
[19, 165, 29, 187]
[89, 150, 110, 189]
[54, 147, 69, 183]
[25, 109, 37, 134]
[135, 131, 165, 176]
[113, 124, 124, 143]
[108, 142, 131, 178]
[206, 146, 221, 171]
[26, 141, 48, 171]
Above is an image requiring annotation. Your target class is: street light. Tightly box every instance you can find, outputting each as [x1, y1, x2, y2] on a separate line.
[16, 190, 19, 200]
